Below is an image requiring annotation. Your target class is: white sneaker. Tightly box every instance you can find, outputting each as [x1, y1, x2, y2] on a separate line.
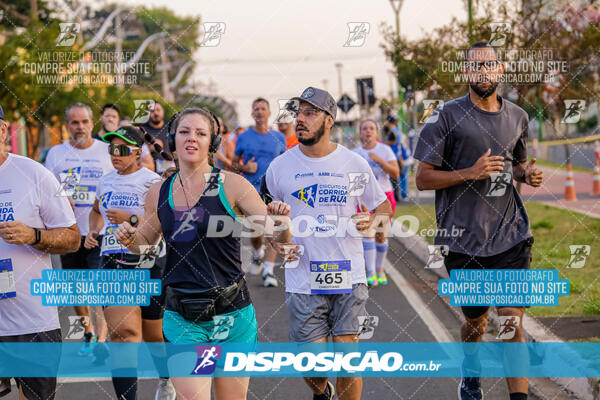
[249, 257, 263, 275]
[155, 378, 176, 400]
[263, 273, 278, 287]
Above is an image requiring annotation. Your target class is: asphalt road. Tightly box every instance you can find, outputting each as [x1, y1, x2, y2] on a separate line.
[4, 240, 547, 400]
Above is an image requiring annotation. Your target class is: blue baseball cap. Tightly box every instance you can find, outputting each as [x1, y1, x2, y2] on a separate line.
[0, 105, 4, 120]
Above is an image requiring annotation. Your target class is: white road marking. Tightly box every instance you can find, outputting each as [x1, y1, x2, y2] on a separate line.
[384, 258, 454, 342]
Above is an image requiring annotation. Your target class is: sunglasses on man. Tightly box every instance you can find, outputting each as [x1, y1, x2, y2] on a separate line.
[108, 143, 140, 157]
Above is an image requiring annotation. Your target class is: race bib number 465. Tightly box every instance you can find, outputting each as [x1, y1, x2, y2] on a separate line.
[310, 260, 351, 294]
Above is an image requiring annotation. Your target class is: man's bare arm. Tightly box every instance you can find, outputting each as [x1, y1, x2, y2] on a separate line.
[35, 224, 81, 254]
[513, 159, 543, 187]
[114, 181, 164, 254]
[415, 161, 473, 190]
[231, 155, 244, 173]
[0, 221, 80, 254]
[416, 149, 505, 191]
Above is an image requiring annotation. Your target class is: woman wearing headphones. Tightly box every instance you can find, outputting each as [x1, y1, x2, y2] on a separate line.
[114, 107, 291, 400]
[84, 125, 174, 400]
[353, 119, 399, 287]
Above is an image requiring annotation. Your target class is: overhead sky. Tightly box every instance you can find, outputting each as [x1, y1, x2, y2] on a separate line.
[111, 0, 465, 125]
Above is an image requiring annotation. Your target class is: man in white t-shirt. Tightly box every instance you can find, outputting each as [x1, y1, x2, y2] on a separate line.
[265, 88, 392, 400]
[0, 104, 79, 400]
[44, 103, 114, 354]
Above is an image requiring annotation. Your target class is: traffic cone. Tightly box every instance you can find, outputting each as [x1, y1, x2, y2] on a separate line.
[593, 160, 600, 195]
[564, 163, 577, 201]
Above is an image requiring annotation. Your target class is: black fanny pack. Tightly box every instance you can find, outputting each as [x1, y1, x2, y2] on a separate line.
[165, 279, 246, 322]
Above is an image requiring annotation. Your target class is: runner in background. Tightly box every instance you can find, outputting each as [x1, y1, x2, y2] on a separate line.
[138, 102, 169, 148]
[120, 116, 155, 171]
[383, 115, 403, 201]
[93, 103, 120, 140]
[398, 125, 414, 200]
[84, 125, 174, 400]
[276, 110, 299, 150]
[254, 109, 301, 288]
[353, 119, 399, 287]
[231, 98, 286, 287]
[0, 104, 80, 400]
[232, 125, 244, 143]
[137, 101, 177, 175]
[44, 102, 113, 356]
[384, 115, 412, 201]
[214, 117, 234, 170]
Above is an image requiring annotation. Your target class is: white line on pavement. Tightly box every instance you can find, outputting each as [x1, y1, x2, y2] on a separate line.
[384, 258, 455, 342]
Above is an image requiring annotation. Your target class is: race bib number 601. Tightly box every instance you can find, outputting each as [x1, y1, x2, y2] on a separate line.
[310, 260, 352, 295]
[72, 185, 96, 207]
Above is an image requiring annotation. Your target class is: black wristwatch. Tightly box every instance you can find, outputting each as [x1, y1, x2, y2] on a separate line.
[129, 215, 139, 227]
[32, 228, 41, 246]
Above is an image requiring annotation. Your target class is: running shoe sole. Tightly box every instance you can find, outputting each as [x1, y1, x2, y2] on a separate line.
[457, 378, 484, 400]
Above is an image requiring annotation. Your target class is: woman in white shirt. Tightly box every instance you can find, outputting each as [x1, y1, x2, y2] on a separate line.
[353, 119, 399, 286]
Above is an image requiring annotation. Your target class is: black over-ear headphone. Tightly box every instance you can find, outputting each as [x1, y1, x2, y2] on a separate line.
[166, 108, 222, 154]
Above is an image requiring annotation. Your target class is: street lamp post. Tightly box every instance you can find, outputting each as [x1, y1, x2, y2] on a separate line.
[467, 0, 473, 42]
[159, 38, 174, 102]
[388, 0, 406, 131]
[335, 62, 343, 98]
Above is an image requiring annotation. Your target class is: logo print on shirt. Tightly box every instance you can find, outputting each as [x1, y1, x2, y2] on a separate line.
[100, 192, 113, 209]
[291, 184, 318, 208]
[0, 200, 14, 222]
[191, 345, 222, 375]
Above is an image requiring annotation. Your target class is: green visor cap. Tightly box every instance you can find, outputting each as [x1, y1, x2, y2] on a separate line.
[102, 125, 145, 147]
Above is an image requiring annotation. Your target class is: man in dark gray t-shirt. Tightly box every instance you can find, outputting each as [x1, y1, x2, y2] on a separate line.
[414, 91, 531, 256]
[415, 42, 543, 400]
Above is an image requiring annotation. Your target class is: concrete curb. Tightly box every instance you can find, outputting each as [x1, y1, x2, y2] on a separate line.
[394, 231, 598, 400]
